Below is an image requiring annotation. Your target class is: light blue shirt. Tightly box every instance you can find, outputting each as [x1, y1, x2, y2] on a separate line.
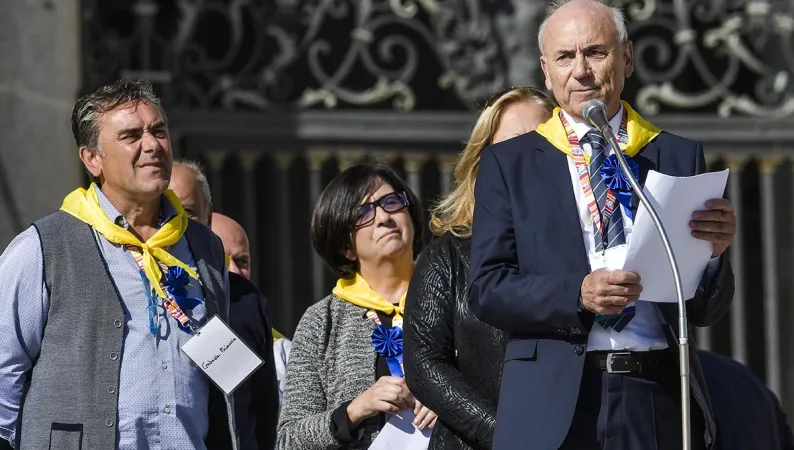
[0, 189, 226, 449]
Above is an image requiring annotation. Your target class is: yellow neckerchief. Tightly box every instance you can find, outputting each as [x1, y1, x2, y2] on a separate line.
[272, 328, 284, 341]
[60, 183, 199, 299]
[332, 273, 406, 322]
[535, 100, 661, 165]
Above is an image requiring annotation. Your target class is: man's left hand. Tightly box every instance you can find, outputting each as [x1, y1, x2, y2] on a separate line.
[690, 198, 737, 258]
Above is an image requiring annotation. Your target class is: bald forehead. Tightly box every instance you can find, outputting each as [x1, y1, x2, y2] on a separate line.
[211, 215, 249, 246]
[547, 0, 614, 22]
[171, 164, 198, 184]
[541, 1, 621, 52]
[170, 165, 202, 198]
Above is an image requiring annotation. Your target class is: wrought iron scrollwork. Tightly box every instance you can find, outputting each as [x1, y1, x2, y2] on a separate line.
[80, 0, 794, 116]
[619, 0, 794, 117]
[81, 0, 545, 111]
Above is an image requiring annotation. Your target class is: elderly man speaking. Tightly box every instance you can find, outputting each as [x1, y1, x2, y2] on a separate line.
[467, 1, 737, 449]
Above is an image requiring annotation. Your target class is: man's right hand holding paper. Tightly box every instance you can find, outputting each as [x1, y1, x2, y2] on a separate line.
[580, 269, 643, 315]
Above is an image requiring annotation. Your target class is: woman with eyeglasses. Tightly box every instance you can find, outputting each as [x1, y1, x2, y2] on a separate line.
[278, 163, 437, 449]
[403, 87, 557, 450]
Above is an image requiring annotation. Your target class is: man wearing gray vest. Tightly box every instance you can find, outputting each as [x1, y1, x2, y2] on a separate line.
[0, 79, 235, 449]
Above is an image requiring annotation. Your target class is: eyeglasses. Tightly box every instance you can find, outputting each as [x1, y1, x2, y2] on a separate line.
[484, 86, 552, 109]
[354, 191, 409, 228]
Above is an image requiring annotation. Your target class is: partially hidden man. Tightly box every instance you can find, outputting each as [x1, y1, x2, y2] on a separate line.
[0, 80, 238, 449]
[467, 1, 737, 449]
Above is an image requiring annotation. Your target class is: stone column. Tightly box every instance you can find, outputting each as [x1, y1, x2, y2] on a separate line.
[0, 0, 82, 248]
[760, 156, 784, 398]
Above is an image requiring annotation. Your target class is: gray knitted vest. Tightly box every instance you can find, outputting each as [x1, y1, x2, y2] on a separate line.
[17, 211, 227, 450]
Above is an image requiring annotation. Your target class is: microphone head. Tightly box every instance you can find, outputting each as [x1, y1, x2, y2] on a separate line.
[582, 99, 607, 123]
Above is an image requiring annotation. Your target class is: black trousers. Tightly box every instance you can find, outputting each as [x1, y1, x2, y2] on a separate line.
[560, 362, 707, 450]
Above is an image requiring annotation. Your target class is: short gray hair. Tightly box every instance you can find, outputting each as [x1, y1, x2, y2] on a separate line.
[174, 159, 213, 207]
[538, 0, 628, 55]
[71, 79, 167, 153]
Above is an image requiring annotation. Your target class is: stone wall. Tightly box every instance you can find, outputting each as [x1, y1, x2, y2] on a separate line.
[0, 0, 82, 248]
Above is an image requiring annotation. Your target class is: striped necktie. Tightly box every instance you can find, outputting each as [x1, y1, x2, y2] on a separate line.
[583, 130, 634, 332]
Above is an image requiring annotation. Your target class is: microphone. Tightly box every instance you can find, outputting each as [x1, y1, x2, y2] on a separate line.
[582, 99, 692, 450]
[581, 100, 614, 142]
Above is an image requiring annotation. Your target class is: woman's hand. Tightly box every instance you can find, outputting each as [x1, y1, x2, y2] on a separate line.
[347, 376, 413, 427]
[412, 400, 438, 430]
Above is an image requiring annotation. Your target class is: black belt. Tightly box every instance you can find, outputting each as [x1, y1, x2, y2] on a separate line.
[585, 350, 673, 374]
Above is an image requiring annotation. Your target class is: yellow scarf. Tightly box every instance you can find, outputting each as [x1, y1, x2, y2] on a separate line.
[535, 100, 661, 165]
[60, 183, 199, 299]
[332, 273, 406, 322]
[272, 328, 284, 341]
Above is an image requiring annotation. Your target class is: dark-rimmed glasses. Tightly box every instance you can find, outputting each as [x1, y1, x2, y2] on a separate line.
[354, 191, 409, 228]
[484, 86, 552, 109]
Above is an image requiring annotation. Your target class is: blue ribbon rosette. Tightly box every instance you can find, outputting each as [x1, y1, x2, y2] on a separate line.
[600, 154, 640, 220]
[371, 325, 404, 377]
[163, 266, 190, 297]
[163, 266, 202, 330]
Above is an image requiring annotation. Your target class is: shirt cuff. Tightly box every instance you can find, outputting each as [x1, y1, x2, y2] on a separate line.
[329, 400, 365, 444]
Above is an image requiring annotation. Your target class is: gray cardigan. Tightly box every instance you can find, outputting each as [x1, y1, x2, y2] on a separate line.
[277, 294, 382, 449]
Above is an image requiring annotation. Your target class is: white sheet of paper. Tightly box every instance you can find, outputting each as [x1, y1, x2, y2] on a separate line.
[368, 408, 431, 450]
[181, 315, 263, 395]
[622, 169, 729, 303]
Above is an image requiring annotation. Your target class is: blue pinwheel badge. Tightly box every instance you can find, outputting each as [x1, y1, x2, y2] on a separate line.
[371, 325, 404, 377]
[600, 154, 640, 220]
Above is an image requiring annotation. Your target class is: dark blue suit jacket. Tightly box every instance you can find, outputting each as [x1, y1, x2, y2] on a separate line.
[700, 351, 794, 450]
[222, 272, 279, 450]
[467, 129, 734, 449]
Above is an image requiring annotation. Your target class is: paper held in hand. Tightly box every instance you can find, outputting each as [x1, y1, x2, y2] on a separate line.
[620, 169, 730, 303]
[181, 315, 264, 395]
[368, 408, 431, 450]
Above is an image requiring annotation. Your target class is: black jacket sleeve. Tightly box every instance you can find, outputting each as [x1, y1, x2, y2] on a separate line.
[255, 299, 280, 450]
[226, 272, 279, 450]
[405, 238, 498, 448]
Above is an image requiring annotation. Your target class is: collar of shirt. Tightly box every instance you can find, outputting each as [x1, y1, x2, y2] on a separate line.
[561, 103, 624, 156]
[95, 187, 177, 230]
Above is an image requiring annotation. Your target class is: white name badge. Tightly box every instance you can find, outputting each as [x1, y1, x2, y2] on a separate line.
[181, 315, 264, 395]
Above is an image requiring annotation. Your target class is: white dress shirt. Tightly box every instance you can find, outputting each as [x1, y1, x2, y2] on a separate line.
[273, 336, 292, 405]
[561, 106, 670, 351]
[273, 336, 291, 450]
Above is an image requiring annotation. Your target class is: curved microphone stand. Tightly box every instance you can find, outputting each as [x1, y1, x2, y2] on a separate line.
[582, 100, 691, 450]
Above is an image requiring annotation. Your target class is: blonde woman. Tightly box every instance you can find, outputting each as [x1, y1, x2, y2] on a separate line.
[403, 87, 556, 450]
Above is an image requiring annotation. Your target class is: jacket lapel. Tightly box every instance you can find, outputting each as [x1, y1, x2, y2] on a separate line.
[534, 142, 589, 268]
[184, 222, 221, 320]
[631, 143, 660, 219]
